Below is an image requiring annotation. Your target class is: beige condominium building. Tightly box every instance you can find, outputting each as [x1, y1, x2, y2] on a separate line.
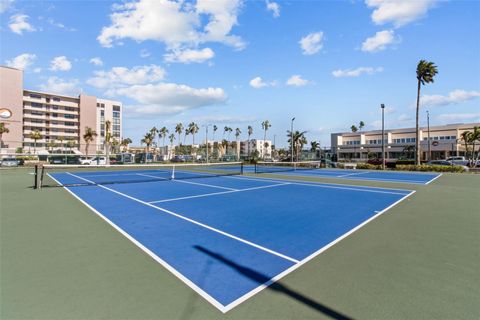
[331, 122, 479, 161]
[0, 66, 122, 154]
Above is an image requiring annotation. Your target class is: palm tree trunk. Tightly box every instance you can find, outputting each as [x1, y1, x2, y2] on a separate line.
[263, 130, 267, 160]
[247, 134, 251, 160]
[34, 140, 37, 154]
[86, 142, 89, 158]
[415, 79, 421, 166]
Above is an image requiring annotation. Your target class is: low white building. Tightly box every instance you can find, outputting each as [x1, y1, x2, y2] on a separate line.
[241, 139, 272, 158]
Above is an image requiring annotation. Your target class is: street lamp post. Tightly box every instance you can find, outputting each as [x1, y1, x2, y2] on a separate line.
[291, 117, 295, 163]
[427, 110, 431, 162]
[381, 104, 386, 170]
[203, 124, 211, 163]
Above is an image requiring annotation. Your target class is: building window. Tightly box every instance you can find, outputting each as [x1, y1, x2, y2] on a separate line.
[64, 114, 76, 119]
[31, 102, 43, 108]
[65, 122, 75, 126]
[64, 106, 76, 111]
[113, 105, 121, 111]
[52, 97, 61, 102]
[113, 111, 120, 118]
[29, 94, 42, 99]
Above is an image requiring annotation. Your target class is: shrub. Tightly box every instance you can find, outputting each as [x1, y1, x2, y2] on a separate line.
[356, 163, 381, 170]
[395, 164, 466, 173]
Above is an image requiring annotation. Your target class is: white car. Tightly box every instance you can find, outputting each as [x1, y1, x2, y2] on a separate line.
[445, 156, 469, 166]
[80, 156, 107, 165]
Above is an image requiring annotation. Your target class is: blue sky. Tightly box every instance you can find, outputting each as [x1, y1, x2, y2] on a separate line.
[1, 0, 479, 147]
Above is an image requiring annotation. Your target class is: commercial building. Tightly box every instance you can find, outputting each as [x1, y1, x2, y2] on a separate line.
[331, 122, 479, 161]
[0, 66, 122, 154]
[241, 139, 272, 158]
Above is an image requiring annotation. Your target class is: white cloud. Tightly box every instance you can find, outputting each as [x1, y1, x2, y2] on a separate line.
[117, 83, 228, 116]
[436, 113, 480, 122]
[33, 67, 42, 73]
[366, 0, 438, 28]
[87, 65, 166, 89]
[332, 66, 383, 77]
[50, 56, 72, 71]
[164, 47, 215, 64]
[97, 0, 245, 51]
[249, 76, 276, 89]
[9, 14, 36, 34]
[89, 57, 103, 66]
[286, 75, 309, 87]
[38, 77, 81, 96]
[0, 0, 14, 13]
[421, 90, 480, 107]
[5, 53, 36, 70]
[266, 1, 280, 18]
[46, 18, 76, 31]
[361, 29, 397, 52]
[299, 31, 324, 55]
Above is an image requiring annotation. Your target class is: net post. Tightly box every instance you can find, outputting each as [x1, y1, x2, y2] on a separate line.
[34, 165, 38, 189]
[254, 163, 257, 174]
[241, 163, 244, 175]
[39, 165, 45, 189]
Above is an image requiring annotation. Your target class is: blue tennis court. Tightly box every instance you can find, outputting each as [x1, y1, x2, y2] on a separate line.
[47, 167, 415, 312]
[252, 164, 441, 185]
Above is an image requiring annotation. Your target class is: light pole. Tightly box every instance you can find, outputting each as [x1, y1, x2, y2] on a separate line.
[291, 117, 295, 163]
[427, 110, 431, 162]
[203, 124, 211, 163]
[381, 104, 385, 170]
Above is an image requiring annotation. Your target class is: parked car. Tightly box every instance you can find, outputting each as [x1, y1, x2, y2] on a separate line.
[80, 156, 107, 165]
[427, 160, 469, 171]
[1, 157, 19, 167]
[445, 156, 469, 166]
[49, 155, 81, 165]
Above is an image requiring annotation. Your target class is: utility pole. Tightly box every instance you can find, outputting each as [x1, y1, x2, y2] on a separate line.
[381, 104, 385, 170]
[203, 124, 211, 163]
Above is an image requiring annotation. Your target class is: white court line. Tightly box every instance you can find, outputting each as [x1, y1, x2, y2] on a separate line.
[66, 172, 299, 265]
[425, 173, 442, 185]
[337, 171, 371, 178]
[221, 189, 417, 312]
[225, 175, 412, 195]
[149, 183, 291, 204]
[53, 171, 416, 313]
[46, 173, 228, 312]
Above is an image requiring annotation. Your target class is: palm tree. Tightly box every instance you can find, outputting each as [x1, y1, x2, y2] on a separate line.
[150, 126, 158, 153]
[470, 126, 480, 165]
[235, 128, 241, 160]
[261, 120, 271, 159]
[0, 122, 9, 153]
[188, 122, 199, 155]
[29, 130, 42, 154]
[359, 121, 365, 131]
[247, 125, 253, 160]
[58, 136, 64, 154]
[351, 125, 358, 133]
[120, 138, 132, 152]
[223, 126, 229, 140]
[310, 141, 320, 160]
[221, 139, 228, 157]
[105, 120, 112, 164]
[175, 123, 183, 146]
[213, 125, 218, 142]
[168, 133, 175, 159]
[47, 140, 57, 152]
[141, 132, 155, 161]
[111, 138, 119, 154]
[287, 130, 307, 161]
[83, 126, 98, 158]
[159, 126, 168, 147]
[415, 60, 438, 165]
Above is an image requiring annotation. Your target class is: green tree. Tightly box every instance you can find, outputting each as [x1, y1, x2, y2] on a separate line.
[141, 132, 155, 160]
[58, 136, 65, 154]
[159, 127, 168, 147]
[0, 122, 9, 153]
[261, 120, 271, 159]
[83, 126, 98, 158]
[247, 125, 253, 160]
[470, 126, 480, 165]
[287, 130, 307, 161]
[105, 120, 112, 164]
[415, 60, 438, 165]
[175, 123, 183, 147]
[351, 125, 358, 133]
[29, 130, 42, 154]
[120, 138, 132, 152]
[235, 128, 241, 160]
[359, 121, 365, 131]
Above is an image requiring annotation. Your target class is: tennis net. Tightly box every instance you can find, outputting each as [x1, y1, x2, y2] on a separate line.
[36, 162, 243, 188]
[255, 161, 321, 174]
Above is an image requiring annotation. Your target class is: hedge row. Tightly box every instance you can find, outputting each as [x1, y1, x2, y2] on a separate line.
[354, 163, 466, 173]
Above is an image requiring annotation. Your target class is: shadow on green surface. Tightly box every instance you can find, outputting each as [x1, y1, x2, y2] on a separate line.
[194, 245, 354, 320]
